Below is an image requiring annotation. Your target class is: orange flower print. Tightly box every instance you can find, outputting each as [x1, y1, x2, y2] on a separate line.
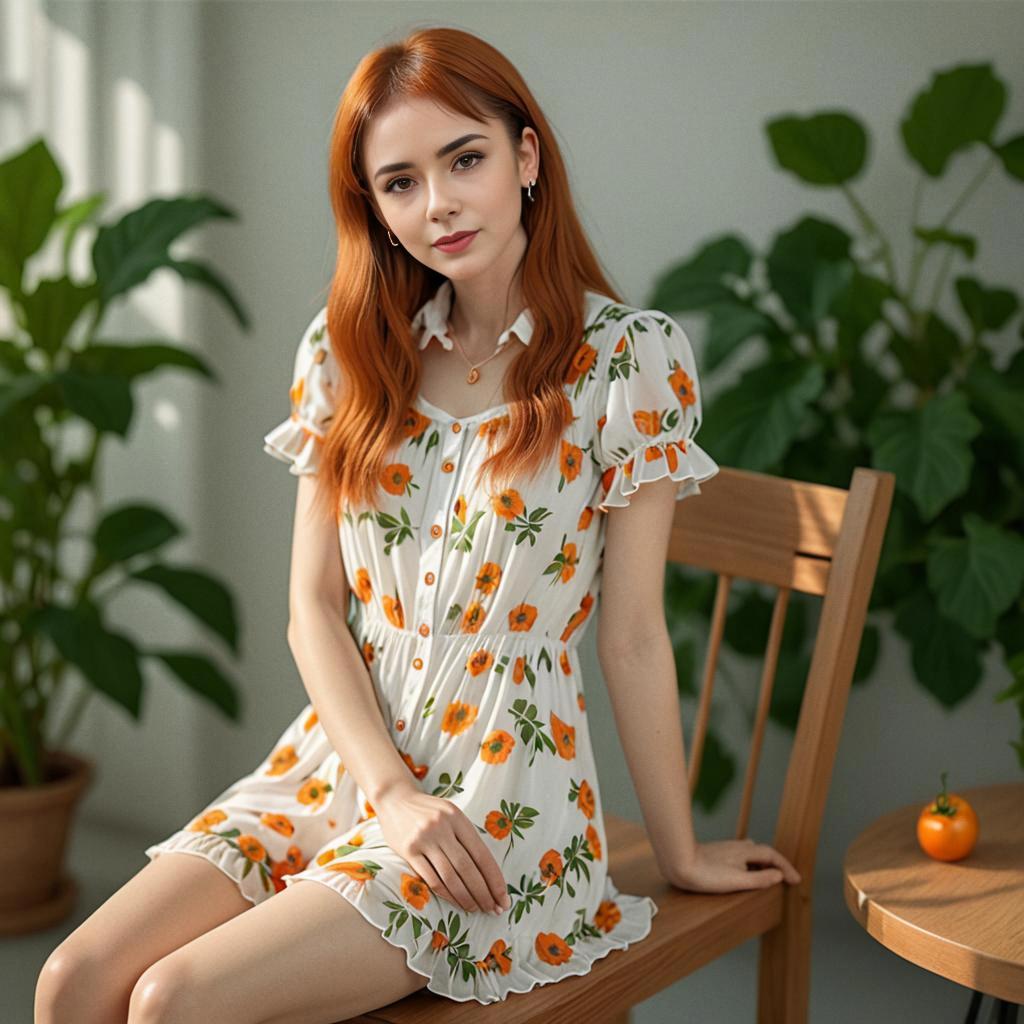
[560, 593, 595, 642]
[441, 701, 479, 736]
[402, 408, 432, 439]
[401, 873, 431, 910]
[586, 823, 602, 860]
[188, 808, 227, 832]
[383, 594, 404, 628]
[476, 938, 513, 974]
[271, 845, 307, 894]
[490, 489, 525, 521]
[480, 730, 515, 764]
[669, 364, 696, 409]
[380, 462, 414, 496]
[550, 541, 578, 584]
[303, 710, 319, 731]
[551, 712, 576, 760]
[485, 809, 513, 840]
[577, 691, 586, 712]
[559, 650, 571, 676]
[354, 568, 373, 603]
[475, 561, 502, 593]
[327, 861, 377, 881]
[461, 602, 486, 633]
[454, 494, 467, 521]
[576, 780, 595, 819]
[362, 799, 376, 819]
[633, 409, 662, 437]
[539, 849, 563, 886]
[349, 830, 365, 846]
[401, 751, 428, 779]
[289, 376, 305, 412]
[478, 415, 510, 444]
[431, 929, 449, 951]
[559, 440, 583, 483]
[266, 744, 298, 776]
[297, 777, 333, 808]
[361, 640, 375, 664]
[508, 603, 538, 631]
[566, 342, 598, 385]
[536, 931, 573, 966]
[595, 899, 621, 932]
[512, 656, 525, 685]
[577, 506, 594, 531]
[467, 649, 495, 677]
[238, 835, 267, 862]
[260, 812, 296, 837]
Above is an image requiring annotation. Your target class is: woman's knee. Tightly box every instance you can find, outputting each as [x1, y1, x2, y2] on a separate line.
[35, 937, 128, 1024]
[127, 956, 197, 1024]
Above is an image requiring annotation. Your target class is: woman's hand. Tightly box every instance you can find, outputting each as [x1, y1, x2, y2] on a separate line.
[667, 838, 802, 894]
[375, 783, 512, 915]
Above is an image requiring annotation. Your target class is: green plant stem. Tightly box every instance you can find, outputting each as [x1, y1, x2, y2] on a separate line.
[839, 183, 902, 296]
[50, 670, 92, 750]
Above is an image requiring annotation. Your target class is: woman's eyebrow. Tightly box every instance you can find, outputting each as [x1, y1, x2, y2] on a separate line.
[374, 133, 489, 180]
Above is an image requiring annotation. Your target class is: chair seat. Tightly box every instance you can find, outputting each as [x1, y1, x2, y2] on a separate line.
[344, 814, 786, 1023]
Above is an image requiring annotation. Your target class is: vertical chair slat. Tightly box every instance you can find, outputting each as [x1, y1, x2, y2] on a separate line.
[688, 571, 731, 795]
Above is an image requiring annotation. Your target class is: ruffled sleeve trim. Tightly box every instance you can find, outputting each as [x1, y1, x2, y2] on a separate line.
[596, 435, 720, 513]
[262, 414, 325, 477]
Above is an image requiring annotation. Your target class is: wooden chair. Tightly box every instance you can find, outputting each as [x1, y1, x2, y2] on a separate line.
[343, 465, 895, 1024]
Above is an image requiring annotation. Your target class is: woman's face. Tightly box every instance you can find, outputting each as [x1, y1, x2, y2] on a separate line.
[362, 95, 539, 280]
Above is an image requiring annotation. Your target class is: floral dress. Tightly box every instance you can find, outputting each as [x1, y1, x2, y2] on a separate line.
[144, 281, 720, 1004]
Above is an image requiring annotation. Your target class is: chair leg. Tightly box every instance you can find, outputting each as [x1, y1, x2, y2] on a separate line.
[757, 885, 813, 1023]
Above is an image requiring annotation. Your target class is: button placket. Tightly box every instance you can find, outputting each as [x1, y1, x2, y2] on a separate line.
[411, 418, 466, 682]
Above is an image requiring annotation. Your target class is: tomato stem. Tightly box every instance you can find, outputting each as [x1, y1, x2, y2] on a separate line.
[931, 769, 957, 818]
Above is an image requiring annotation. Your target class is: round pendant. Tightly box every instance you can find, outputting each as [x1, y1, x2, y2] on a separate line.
[466, 367, 480, 384]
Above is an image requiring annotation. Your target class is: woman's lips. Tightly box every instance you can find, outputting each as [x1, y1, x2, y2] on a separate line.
[434, 230, 479, 253]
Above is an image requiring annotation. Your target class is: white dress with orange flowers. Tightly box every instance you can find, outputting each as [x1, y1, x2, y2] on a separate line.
[144, 282, 719, 1004]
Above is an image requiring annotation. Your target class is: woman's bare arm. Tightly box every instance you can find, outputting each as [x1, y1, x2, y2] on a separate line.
[285, 475, 414, 807]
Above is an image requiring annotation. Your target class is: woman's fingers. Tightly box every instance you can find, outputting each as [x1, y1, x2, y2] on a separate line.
[749, 843, 801, 883]
[408, 853, 454, 907]
[442, 837, 503, 914]
[452, 812, 510, 910]
[430, 845, 479, 912]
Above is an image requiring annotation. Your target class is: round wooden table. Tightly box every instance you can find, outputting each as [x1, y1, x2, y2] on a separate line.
[843, 782, 1023, 1022]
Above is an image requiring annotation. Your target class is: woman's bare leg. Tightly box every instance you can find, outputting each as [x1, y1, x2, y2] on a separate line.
[35, 852, 252, 1024]
[126, 878, 430, 1024]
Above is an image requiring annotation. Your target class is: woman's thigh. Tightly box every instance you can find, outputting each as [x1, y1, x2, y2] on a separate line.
[36, 852, 252, 1024]
[128, 878, 430, 1024]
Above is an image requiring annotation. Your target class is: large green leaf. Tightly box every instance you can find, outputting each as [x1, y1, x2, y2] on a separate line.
[893, 586, 984, 707]
[703, 301, 777, 373]
[697, 358, 826, 471]
[954, 276, 1019, 335]
[21, 278, 101, 356]
[73, 341, 217, 382]
[29, 603, 144, 717]
[148, 651, 241, 719]
[0, 138, 63, 292]
[866, 391, 982, 520]
[926, 513, 1024, 640]
[766, 110, 868, 185]
[996, 133, 1024, 181]
[129, 564, 240, 653]
[888, 311, 962, 389]
[55, 369, 134, 434]
[964, 348, 1024, 437]
[901, 63, 1005, 176]
[649, 235, 753, 312]
[91, 195, 240, 310]
[93, 503, 182, 566]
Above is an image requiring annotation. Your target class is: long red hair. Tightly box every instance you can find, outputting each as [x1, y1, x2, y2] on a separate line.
[312, 26, 624, 522]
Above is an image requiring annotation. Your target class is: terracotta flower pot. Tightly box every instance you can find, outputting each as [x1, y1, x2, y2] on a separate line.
[0, 749, 95, 935]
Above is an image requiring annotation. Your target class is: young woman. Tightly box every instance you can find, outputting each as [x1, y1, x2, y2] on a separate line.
[36, 25, 799, 1024]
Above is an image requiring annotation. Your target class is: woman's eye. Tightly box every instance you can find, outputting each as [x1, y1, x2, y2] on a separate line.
[384, 152, 483, 194]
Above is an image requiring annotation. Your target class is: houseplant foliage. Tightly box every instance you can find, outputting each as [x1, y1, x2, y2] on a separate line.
[652, 62, 1024, 810]
[0, 137, 248, 790]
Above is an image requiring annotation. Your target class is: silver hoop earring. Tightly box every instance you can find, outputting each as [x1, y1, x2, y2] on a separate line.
[386, 229, 400, 247]
[526, 179, 536, 202]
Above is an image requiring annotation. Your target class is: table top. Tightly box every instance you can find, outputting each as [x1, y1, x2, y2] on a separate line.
[843, 781, 1024, 1004]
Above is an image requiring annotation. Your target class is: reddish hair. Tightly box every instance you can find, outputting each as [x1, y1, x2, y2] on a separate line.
[312, 26, 624, 522]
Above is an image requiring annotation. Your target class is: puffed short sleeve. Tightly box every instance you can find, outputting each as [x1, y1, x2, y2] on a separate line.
[262, 306, 338, 476]
[594, 310, 719, 512]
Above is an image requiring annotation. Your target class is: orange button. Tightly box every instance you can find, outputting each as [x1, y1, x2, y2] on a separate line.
[424, 572, 435, 584]
[419, 623, 430, 637]
[395, 718, 406, 731]
[452, 422, 461, 433]
[430, 524, 442, 538]
[412, 657, 423, 669]
[442, 460, 454, 473]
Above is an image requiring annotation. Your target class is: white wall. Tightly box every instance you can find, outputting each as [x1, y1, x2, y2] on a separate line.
[9, 2, 1023, 917]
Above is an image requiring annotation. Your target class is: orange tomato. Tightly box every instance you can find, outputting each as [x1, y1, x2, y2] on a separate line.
[916, 770, 979, 862]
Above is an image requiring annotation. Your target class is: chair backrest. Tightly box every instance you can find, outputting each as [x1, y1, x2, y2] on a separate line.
[667, 466, 894, 873]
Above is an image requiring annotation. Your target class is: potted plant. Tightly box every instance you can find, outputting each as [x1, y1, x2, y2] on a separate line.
[652, 60, 1024, 811]
[0, 137, 247, 934]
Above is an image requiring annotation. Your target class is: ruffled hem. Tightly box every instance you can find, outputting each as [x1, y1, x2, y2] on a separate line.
[144, 829, 269, 907]
[262, 415, 323, 476]
[287, 870, 658, 1005]
[596, 437, 719, 513]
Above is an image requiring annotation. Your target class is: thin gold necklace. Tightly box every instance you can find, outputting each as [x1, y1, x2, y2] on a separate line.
[446, 316, 509, 385]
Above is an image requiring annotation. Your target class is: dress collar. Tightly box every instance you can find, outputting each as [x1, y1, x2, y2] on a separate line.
[411, 279, 534, 352]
